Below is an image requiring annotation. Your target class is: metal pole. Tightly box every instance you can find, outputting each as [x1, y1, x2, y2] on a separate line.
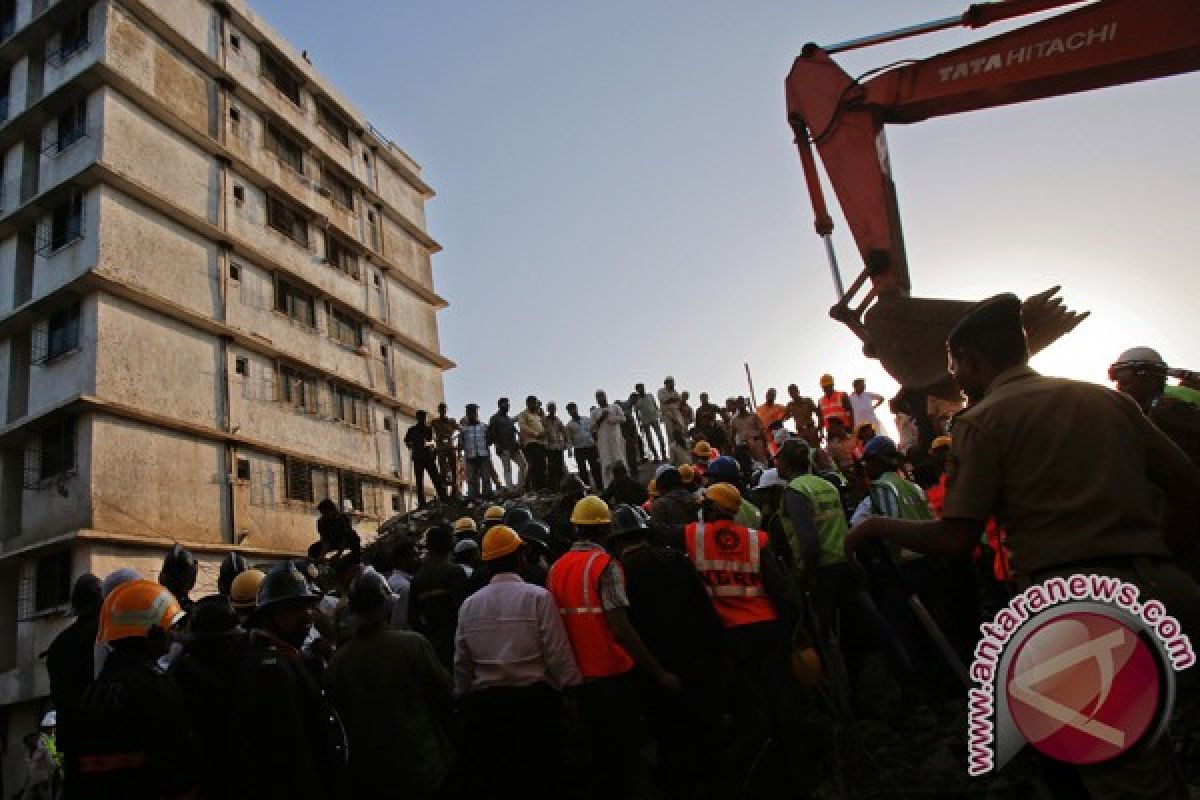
[824, 14, 962, 54]
[907, 594, 971, 687]
[822, 234, 846, 300]
[744, 363, 758, 409]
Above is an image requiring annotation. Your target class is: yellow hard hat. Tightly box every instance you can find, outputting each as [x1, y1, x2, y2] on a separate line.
[230, 569, 266, 611]
[704, 482, 742, 515]
[692, 441, 713, 459]
[453, 516, 478, 534]
[98, 580, 184, 643]
[819, 374, 834, 387]
[647, 479, 659, 499]
[678, 464, 697, 485]
[481, 525, 523, 561]
[930, 435, 952, 453]
[483, 505, 505, 522]
[570, 495, 612, 526]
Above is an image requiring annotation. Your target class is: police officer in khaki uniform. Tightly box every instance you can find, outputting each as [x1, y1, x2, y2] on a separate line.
[845, 293, 1200, 800]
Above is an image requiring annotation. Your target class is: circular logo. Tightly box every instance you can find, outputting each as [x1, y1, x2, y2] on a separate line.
[1005, 611, 1163, 765]
[714, 529, 740, 551]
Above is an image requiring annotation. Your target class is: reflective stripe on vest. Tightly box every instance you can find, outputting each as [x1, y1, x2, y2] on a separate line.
[685, 522, 777, 625]
[547, 549, 634, 678]
[820, 392, 852, 427]
[558, 551, 605, 616]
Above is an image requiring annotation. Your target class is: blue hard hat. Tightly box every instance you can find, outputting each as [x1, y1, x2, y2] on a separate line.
[862, 435, 900, 461]
[705, 455, 741, 482]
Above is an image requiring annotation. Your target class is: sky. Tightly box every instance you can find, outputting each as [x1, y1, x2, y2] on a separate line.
[255, 0, 1200, 417]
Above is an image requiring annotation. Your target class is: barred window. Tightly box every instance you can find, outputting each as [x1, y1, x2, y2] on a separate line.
[321, 167, 353, 210]
[55, 99, 87, 153]
[35, 550, 72, 612]
[366, 210, 380, 251]
[0, 0, 14, 42]
[274, 279, 315, 327]
[265, 122, 304, 174]
[50, 8, 90, 65]
[317, 102, 350, 148]
[332, 384, 368, 428]
[340, 471, 363, 511]
[37, 192, 85, 255]
[285, 457, 314, 502]
[32, 302, 81, 364]
[279, 364, 318, 413]
[25, 417, 76, 488]
[328, 304, 363, 349]
[261, 51, 301, 106]
[324, 232, 359, 278]
[266, 195, 307, 247]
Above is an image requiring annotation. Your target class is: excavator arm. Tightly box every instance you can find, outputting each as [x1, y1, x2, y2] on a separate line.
[786, 0, 1200, 390]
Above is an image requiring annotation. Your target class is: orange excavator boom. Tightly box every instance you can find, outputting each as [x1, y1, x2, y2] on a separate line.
[786, 0, 1200, 390]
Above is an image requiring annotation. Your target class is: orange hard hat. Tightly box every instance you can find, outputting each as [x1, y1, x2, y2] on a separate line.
[98, 579, 184, 643]
[678, 464, 697, 485]
[692, 441, 713, 459]
[704, 482, 742, 515]
[481, 525, 523, 561]
[819, 374, 834, 387]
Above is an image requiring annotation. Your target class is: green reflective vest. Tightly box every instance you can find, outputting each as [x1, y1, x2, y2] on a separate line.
[874, 472, 933, 522]
[787, 474, 848, 567]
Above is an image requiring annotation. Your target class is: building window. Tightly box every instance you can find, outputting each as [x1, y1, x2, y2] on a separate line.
[324, 232, 359, 278]
[32, 302, 81, 364]
[266, 195, 308, 247]
[340, 471, 364, 511]
[265, 122, 304, 174]
[229, 33, 241, 51]
[236, 457, 251, 480]
[233, 185, 245, 205]
[35, 551, 72, 612]
[328, 304, 363, 349]
[383, 417, 392, 432]
[229, 106, 240, 123]
[261, 51, 301, 106]
[0, 69, 10, 123]
[37, 192, 85, 254]
[380, 344, 388, 359]
[366, 210, 380, 251]
[0, 0, 15, 42]
[320, 166, 353, 210]
[274, 278, 315, 327]
[332, 384, 367, 428]
[279, 364, 318, 413]
[229, 262, 240, 281]
[391, 493, 400, 512]
[53, 99, 87, 153]
[50, 8, 90, 66]
[25, 417, 76, 488]
[373, 273, 382, 288]
[234, 357, 248, 376]
[285, 457, 315, 502]
[317, 101, 351, 148]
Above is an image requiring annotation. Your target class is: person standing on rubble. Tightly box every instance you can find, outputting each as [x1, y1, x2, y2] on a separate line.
[566, 402, 604, 491]
[406, 410, 450, 506]
[658, 377, 687, 462]
[847, 293, 1200, 800]
[431, 402, 461, 499]
[489, 397, 527, 491]
[517, 395, 549, 491]
[591, 390, 628, 487]
[544, 401, 570, 489]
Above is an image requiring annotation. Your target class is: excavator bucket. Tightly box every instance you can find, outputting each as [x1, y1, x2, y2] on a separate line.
[855, 287, 1089, 392]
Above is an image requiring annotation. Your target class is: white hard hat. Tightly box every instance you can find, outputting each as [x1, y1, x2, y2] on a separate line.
[1113, 347, 1166, 369]
[753, 468, 786, 492]
[41, 711, 56, 727]
[453, 539, 479, 556]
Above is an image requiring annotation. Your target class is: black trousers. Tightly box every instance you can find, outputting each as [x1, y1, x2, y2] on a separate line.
[459, 684, 564, 800]
[576, 672, 642, 800]
[575, 446, 604, 491]
[546, 449, 566, 490]
[524, 443, 548, 491]
[413, 456, 448, 505]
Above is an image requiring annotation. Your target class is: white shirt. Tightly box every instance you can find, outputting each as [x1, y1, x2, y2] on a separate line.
[388, 569, 413, 629]
[848, 391, 883, 429]
[453, 573, 582, 696]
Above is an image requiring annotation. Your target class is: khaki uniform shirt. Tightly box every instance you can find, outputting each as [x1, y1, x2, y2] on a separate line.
[943, 365, 1188, 576]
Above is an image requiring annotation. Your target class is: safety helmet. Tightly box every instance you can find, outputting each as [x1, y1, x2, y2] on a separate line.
[347, 568, 391, 616]
[520, 520, 551, 545]
[218, 552, 249, 596]
[819, 374, 834, 387]
[705, 455, 741, 484]
[158, 544, 198, 593]
[453, 516, 478, 535]
[256, 561, 321, 612]
[611, 504, 650, 538]
[98, 579, 184, 644]
[703, 483, 742, 515]
[229, 569, 266, 611]
[559, 475, 587, 496]
[1109, 346, 1168, 381]
[481, 525, 523, 561]
[483, 505, 506, 522]
[862, 436, 900, 462]
[752, 468, 786, 492]
[571, 495, 612, 526]
[692, 441, 714, 459]
[453, 538, 480, 558]
[929, 435, 952, 453]
[41, 711, 56, 728]
[502, 506, 534, 531]
[678, 464, 697, 486]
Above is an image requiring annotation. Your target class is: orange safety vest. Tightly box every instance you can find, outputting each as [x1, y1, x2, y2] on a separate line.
[684, 520, 778, 628]
[819, 392, 852, 429]
[547, 548, 634, 679]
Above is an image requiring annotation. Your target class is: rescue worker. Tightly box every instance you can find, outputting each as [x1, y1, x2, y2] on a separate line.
[649, 466, 699, 528]
[74, 580, 196, 800]
[1110, 346, 1200, 466]
[683, 483, 795, 792]
[705, 456, 762, 528]
[228, 569, 264, 626]
[454, 526, 582, 800]
[231, 562, 348, 799]
[410, 525, 470, 667]
[547, 496, 681, 799]
[817, 374, 854, 433]
[756, 388, 789, 439]
[157, 544, 198, 614]
[45, 574, 102, 799]
[609, 506, 726, 800]
[847, 293, 1200, 799]
[326, 569, 453, 800]
[481, 504, 506, 534]
[431, 402, 461, 497]
[216, 552, 248, 597]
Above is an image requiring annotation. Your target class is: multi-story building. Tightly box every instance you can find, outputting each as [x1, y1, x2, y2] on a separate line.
[0, 0, 451, 772]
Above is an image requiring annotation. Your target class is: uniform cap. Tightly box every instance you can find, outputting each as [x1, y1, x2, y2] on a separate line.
[947, 293, 1024, 352]
[502, 507, 534, 530]
[229, 569, 266, 610]
[570, 495, 612, 526]
[481, 525, 523, 561]
[704, 483, 742, 514]
[692, 441, 714, 459]
[453, 516, 478, 534]
[705, 455, 740, 483]
[1112, 347, 1166, 370]
[929, 435, 952, 453]
[819, 374, 834, 387]
[862, 435, 900, 461]
[98, 579, 184, 644]
[483, 505, 506, 522]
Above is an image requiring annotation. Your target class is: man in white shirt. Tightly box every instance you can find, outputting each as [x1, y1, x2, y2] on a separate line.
[387, 540, 419, 630]
[454, 526, 581, 798]
[848, 378, 885, 431]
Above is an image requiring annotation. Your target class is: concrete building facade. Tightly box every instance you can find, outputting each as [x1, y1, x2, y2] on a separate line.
[0, 0, 450, 778]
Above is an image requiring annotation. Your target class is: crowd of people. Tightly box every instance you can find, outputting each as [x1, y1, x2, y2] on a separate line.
[26, 294, 1200, 800]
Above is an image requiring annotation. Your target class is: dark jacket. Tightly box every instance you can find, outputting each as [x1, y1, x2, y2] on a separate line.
[487, 412, 519, 454]
[45, 611, 99, 790]
[409, 561, 469, 667]
[651, 489, 699, 528]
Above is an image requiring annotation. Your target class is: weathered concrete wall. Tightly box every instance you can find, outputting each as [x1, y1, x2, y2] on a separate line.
[148, 0, 219, 59]
[381, 214, 434, 292]
[393, 345, 444, 413]
[38, 89, 104, 192]
[375, 164, 426, 229]
[387, 282, 440, 353]
[43, 1, 107, 97]
[19, 414, 95, 551]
